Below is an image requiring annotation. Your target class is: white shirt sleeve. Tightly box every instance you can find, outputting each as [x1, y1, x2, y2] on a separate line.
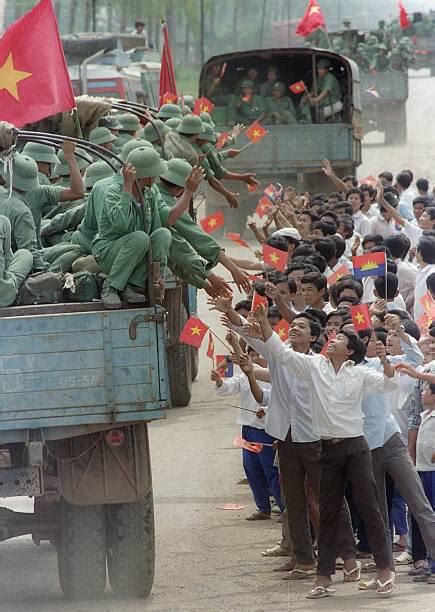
[215, 376, 242, 396]
[361, 368, 398, 394]
[263, 332, 312, 379]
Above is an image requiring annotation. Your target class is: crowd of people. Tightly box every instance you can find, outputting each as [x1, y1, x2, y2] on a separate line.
[205, 164, 435, 599]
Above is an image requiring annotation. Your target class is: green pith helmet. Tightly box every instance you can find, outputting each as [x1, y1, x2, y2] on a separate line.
[176, 115, 205, 135]
[200, 112, 215, 128]
[157, 103, 183, 120]
[165, 117, 182, 130]
[142, 120, 170, 143]
[272, 81, 286, 93]
[22, 142, 60, 165]
[117, 112, 141, 132]
[99, 114, 123, 130]
[84, 161, 114, 190]
[1, 153, 39, 192]
[126, 147, 167, 179]
[119, 138, 153, 161]
[178, 95, 195, 110]
[160, 158, 192, 188]
[197, 122, 217, 143]
[89, 126, 117, 146]
[54, 148, 93, 176]
[368, 34, 378, 45]
[376, 43, 388, 52]
[240, 79, 255, 89]
[317, 58, 331, 69]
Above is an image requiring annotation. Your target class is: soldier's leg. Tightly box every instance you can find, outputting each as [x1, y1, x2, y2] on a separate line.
[43, 244, 86, 273]
[95, 231, 150, 292]
[149, 227, 172, 269]
[0, 249, 33, 307]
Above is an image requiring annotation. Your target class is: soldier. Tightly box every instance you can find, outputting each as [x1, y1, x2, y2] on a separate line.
[265, 81, 298, 125]
[22, 142, 59, 186]
[259, 66, 280, 98]
[178, 95, 195, 114]
[374, 20, 393, 49]
[228, 79, 266, 126]
[390, 47, 407, 71]
[157, 103, 183, 122]
[88, 127, 117, 153]
[365, 34, 380, 63]
[0, 214, 33, 307]
[92, 147, 202, 309]
[371, 44, 390, 72]
[301, 59, 343, 122]
[141, 120, 171, 156]
[165, 117, 182, 131]
[98, 114, 123, 136]
[353, 44, 371, 72]
[398, 37, 413, 69]
[112, 113, 141, 153]
[204, 63, 228, 105]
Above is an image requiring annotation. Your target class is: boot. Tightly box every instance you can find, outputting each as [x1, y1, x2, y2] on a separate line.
[101, 279, 121, 309]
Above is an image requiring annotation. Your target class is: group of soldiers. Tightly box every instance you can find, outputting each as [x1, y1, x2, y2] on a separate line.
[205, 59, 343, 126]
[306, 19, 414, 73]
[0, 100, 262, 309]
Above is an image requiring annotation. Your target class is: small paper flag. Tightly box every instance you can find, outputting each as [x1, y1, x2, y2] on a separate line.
[274, 319, 291, 341]
[262, 244, 288, 272]
[193, 96, 214, 115]
[251, 291, 268, 312]
[179, 315, 209, 348]
[200, 210, 225, 234]
[206, 332, 215, 359]
[227, 232, 250, 248]
[350, 304, 372, 331]
[245, 121, 267, 143]
[216, 355, 233, 377]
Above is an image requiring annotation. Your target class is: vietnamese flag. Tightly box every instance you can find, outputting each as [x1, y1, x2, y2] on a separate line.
[200, 210, 225, 234]
[419, 291, 434, 316]
[274, 319, 291, 341]
[179, 315, 209, 348]
[159, 21, 177, 106]
[296, 0, 326, 37]
[216, 131, 229, 150]
[206, 332, 215, 359]
[350, 304, 372, 332]
[227, 232, 250, 248]
[0, 0, 75, 127]
[399, 2, 411, 29]
[289, 81, 306, 94]
[263, 244, 288, 272]
[193, 96, 214, 115]
[160, 91, 178, 106]
[352, 251, 386, 279]
[256, 196, 272, 218]
[251, 291, 269, 312]
[327, 264, 350, 286]
[245, 121, 268, 143]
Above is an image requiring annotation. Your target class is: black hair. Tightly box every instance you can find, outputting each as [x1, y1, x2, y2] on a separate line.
[379, 171, 393, 183]
[313, 238, 336, 263]
[369, 245, 392, 259]
[301, 271, 327, 291]
[362, 234, 384, 248]
[338, 296, 360, 307]
[346, 187, 362, 200]
[341, 330, 367, 364]
[265, 235, 289, 253]
[328, 192, 344, 202]
[252, 281, 273, 306]
[329, 235, 346, 259]
[396, 172, 412, 190]
[269, 272, 288, 285]
[416, 178, 429, 192]
[333, 202, 354, 217]
[403, 320, 421, 341]
[337, 279, 364, 300]
[343, 175, 358, 188]
[374, 327, 388, 346]
[267, 305, 282, 321]
[386, 259, 397, 275]
[402, 169, 414, 181]
[293, 313, 321, 341]
[305, 254, 328, 274]
[305, 307, 328, 328]
[384, 234, 411, 259]
[426, 272, 435, 295]
[413, 196, 432, 207]
[374, 272, 399, 300]
[235, 299, 252, 312]
[423, 206, 435, 221]
[320, 211, 339, 224]
[300, 210, 320, 223]
[387, 308, 410, 320]
[287, 278, 297, 293]
[417, 235, 435, 264]
[311, 220, 337, 236]
[360, 183, 375, 198]
[337, 214, 354, 236]
[287, 260, 320, 275]
[292, 244, 315, 258]
[326, 309, 350, 323]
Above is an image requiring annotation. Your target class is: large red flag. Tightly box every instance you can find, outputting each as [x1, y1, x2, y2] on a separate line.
[0, 0, 75, 127]
[399, 2, 411, 29]
[159, 22, 177, 107]
[296, 0, 326, 37]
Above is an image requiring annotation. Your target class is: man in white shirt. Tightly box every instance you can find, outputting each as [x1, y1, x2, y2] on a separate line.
[396, 171, 416, 221]
[414, 235, 435, 320]
[347, 188, 373, 238]
[384, 234, 417, 312]
[370, 191, 402, 239]
[247, 305, 397, 598]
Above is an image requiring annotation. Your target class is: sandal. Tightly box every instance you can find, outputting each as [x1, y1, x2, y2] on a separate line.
[376, 576, 394, 596]
[408, 561, 429, 576]
[273, 560, 296, 572]
[358, 578, 377, 591]
[362, 561, 377, 573]
[283, 567, 317, 580]
[343, 560, 362, 582]
[261, 544, 291, 557]
[306, 586, 335, 599]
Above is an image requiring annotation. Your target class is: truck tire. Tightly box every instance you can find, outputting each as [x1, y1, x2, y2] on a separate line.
[57, 501, 106, 599]
[167, 305, 192, 407]
[190, 346, 199, 381]
[106, 491, 155, 598]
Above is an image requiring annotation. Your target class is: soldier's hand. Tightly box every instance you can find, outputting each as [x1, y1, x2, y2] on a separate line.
[207, 273, 233, 298]
[122, 163, 136, 190]
[185, 165, 205, 193]
[226, 192, 239, 209]
[62, 140, 76, 157]
[231, 267, 251, 294]
[226, 148, 241, 159]
[244, 173, 259, 188]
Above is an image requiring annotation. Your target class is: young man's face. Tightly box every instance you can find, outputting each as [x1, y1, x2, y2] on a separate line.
[413, 203, 425, 220]
[310, 228, 325, 240]
[301, 282, 323, 306]
[380, 209, 392, 221]
[326, 333, 352, 359]
[386, 329, 402, 355]
[347, 193, 362, 213]
[362, 191, 372, 206]
[275, 281, 291, 301]
[297, 214, 311, 235]
[267, 70, 278, 83]
[325, 314, 345, 336]
[268, 314, 282, 327]
[363, 240, 376, 252]
[421, 384, 435, 407]
[288, 270, 305, 295]
[419, 210, 434, 230]
[365, 332, 378, 358]
[248, 349, 266, 367]
[289, 317, 314, 345]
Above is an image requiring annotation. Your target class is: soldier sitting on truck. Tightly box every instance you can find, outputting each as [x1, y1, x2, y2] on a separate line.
[227, 79, 266, 126]
[0, 214, 33, 308]
[259, 66, 280, 98]
[265, 82, 298, 125]
[370, 44, 390, 72]
[301, 59, 343, 122]
[112, 113, 141, 154]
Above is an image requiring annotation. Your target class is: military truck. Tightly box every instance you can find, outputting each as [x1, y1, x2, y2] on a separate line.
[199, 48, 362, 232]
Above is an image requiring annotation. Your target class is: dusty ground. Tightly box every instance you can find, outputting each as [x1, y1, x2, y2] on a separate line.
[0, 70, 435, 611]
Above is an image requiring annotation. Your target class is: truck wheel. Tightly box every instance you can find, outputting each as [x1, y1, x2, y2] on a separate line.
[57, 501, 106, 599]
[190, 346, 199, 381]
[167, 305, 192, 407]
[106, 491, 155, 598]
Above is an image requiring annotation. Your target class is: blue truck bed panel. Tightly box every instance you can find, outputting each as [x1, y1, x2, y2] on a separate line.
[0, 307, 169, 431]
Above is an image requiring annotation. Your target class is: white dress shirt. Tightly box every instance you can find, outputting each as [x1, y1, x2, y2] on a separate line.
[416, 410, 435, 471]
[232, 318, 319, 442]
[352, 210, 372, 239]
[370, 214, 401, 239]
[403, 219, 422, 248]
[264, 332, 398, 439]
[395, 259, 418, 312]
[214, 373, 269, 428]
[414, 263, 435, 320]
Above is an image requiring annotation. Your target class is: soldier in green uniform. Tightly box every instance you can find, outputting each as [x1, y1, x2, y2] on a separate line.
[370, 44, 390, 72]
[265, 81, 298, 124]
[141, 120, 171, 156]
[398, 37, 413, 68]
[89, 126, 117, 155]
[228, 79, 266, 126]
[204, 63, 228, 105]
[259, 66, 280, 98]
[119, 138, 154, 161]
[98, 114, 122, 136]
[365, 34, 381, 63]
[353, 44, 371, 71]
[301, 59, 343, 122]
[22, 142, 60, 186]
[112, 113, 141, 153]
[93, 148, 203, 309]
[0, 214, 33, 307]
[157, 103, 183, 122]
[165, 117, 181, 131]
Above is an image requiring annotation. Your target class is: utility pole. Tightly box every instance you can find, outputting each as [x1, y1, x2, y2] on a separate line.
[200, 0, 205, 66]
[91, 0, 96, 32]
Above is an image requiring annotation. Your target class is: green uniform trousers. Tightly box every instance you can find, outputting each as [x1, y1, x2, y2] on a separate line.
[167, 228, 209, 289]
[0, 249, 33, 307]
[42, 244, 86, 273]
[93, 228, 172, 291]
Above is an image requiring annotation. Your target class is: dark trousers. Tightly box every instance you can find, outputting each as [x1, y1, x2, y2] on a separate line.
[278, 431, 355, 567]
[411, 471, 435, 572]
[318, 436, 389, 577]
[242, 426, 283, 514]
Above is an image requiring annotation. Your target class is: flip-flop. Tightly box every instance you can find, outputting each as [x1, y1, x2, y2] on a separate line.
[358, 577, 377, 591]
[283, 567, 317, 580]
[343, 560, 362, 582]
[376, 576, 395, 596]
[273, 560, 296, 572]
[306, 586, 336, 599]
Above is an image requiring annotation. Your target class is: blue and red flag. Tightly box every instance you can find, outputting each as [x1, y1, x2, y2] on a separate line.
[352, 251, 386, 279]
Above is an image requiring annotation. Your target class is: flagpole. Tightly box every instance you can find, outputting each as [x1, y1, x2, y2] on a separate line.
[209, 329, 232, 352]
[72, 108, 83, 139]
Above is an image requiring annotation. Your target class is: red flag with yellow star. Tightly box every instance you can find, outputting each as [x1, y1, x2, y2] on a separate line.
[216, 131, 229, 150]
[0, 0, 75, 127]
[289, 81, 306, 94]
[255, 196, 272, 218]
[274, 319, 291, 341]
[327, 264, 350, 286]
[226, 232, 250, 248]
[200, 210, 225, 234]
[160, 91, 178, 106]
[295, 0, 326, 37]
[245, 121, 268, 143]
[251, 291, 269, 312]
[179, 315, 209, 348]
[262, 244, 288, 272]
[193, 97, 215, 115]
[419, 291, 434, 316]
[350, 304, 372, 332]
